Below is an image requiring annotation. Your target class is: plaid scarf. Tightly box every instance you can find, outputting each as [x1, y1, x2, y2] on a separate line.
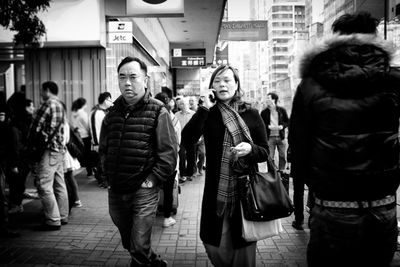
[216, 101, 253, 217]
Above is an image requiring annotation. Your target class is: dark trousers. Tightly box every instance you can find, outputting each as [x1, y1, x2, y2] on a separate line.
[64, 170, 79, 212]
[7, 162, 30, 206]
[82, 137, 92, 175]
[195, 141, 205, 173]
[0, 166, 7, 228]
[292, 176, 305, 224]
[178, 143, 196, 177]
[163, 170, 176, 218]
[307, 203, 397, 267]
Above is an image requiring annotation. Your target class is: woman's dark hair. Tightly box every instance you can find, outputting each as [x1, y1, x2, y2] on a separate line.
[117, 56, 148, 75]
[154, 92, 170, 111]
[98, 92, 112, 104]
[332, 12, 379, 35]
[71, 97, 87, 112]
[208, 65, 243, 103]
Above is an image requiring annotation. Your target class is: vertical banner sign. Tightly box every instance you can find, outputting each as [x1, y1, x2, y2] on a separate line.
[220, 21, 268, 41]
[108, 21, 133, 44]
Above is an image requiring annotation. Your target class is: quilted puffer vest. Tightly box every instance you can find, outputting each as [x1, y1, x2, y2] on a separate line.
[104, 96, 162, 193]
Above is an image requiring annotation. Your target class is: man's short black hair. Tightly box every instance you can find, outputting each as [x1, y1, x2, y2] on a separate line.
[42, 81, 59, 95]
[332, 12, 379, 35]
[98, 92, 111, 104]
[268, 92, 279, 105]
[117, 56, 148, 75]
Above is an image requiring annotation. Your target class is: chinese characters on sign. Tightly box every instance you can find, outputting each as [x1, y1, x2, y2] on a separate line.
[171, 49, 206, 68]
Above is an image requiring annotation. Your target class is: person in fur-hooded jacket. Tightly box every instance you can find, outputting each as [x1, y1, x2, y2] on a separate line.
[289, 12, 400, 267]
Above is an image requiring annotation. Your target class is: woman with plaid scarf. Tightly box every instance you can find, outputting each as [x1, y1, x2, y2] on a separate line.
[182, 65, 269, 267]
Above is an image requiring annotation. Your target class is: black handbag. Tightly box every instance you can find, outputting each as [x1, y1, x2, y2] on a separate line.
[240, 154, 294, 222]
[66, 127, 84, 160]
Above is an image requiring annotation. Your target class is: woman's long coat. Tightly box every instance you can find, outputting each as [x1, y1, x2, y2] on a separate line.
[182, 103, 269, 248]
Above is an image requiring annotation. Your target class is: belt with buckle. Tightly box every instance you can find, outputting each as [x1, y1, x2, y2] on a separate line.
[314, 195, 396, 209]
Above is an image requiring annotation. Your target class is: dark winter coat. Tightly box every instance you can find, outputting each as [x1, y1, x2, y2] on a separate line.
[0, 121, 18, 168]
[260, 106, 289, 140]
[99, 92, 178, 194]
[182, 103, 269, 249]
[9, 113, 33, 162]
[289, 33, 400, 201]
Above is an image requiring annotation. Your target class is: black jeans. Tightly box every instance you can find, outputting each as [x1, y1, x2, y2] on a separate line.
[7, 161, 30, 206]
[82, 137, 92, 175]
[292, 176, 305, 223]
[163, 171, 176, 218]
[307, 203, 397, 267]
[178, 143, 196, 177]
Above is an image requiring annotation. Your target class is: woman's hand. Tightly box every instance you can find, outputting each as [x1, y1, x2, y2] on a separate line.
[232, 142, 252, 157]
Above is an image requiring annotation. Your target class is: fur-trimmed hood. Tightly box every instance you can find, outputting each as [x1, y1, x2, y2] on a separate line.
[298, 33, 396, 93]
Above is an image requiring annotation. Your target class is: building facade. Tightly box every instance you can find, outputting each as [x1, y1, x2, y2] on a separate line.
[267, 0, 305, 93]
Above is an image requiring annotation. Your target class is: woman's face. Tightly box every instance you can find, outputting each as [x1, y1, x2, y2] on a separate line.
[211, 69, 238, 103]
[26, 102, 35, 115]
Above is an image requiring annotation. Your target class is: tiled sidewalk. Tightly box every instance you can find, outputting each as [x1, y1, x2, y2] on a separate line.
[0, 170, 399, 266]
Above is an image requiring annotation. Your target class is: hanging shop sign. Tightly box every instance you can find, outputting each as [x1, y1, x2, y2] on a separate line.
[171, 48, 206, 68]
[127, 0, 184, 17]
[220, 20, 268, 41]
[108, 21, 132, 44]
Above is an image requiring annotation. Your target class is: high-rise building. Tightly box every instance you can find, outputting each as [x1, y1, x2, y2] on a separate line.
[267, 0, 305, 93]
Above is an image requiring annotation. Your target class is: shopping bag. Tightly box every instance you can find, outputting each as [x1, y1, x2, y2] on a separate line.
[241, 203, 283, 242]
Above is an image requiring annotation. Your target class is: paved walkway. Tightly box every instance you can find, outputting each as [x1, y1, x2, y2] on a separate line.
[1, 169, 399, 266]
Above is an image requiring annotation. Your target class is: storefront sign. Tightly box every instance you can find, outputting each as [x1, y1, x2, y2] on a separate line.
[220, 20, 268, 41]
[127, 0, 184, 17]
[171, 48, 206, 68]
[107, 21, 132, 44]
[172, 56, 205, 67]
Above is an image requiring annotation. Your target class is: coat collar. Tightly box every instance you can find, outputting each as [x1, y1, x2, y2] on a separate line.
[298, 33, 395, 79]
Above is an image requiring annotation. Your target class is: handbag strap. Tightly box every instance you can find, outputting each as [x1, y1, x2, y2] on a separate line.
[249, 150, 278, 175]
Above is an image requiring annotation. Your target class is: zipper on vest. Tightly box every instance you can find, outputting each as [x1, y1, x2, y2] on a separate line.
[114, 111, 130, 178]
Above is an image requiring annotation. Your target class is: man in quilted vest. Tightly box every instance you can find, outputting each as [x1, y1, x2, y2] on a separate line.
[99, 57, 177, 267]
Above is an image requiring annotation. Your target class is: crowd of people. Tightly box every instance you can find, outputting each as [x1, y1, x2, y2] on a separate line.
[0, 82, 114, 235]
[0, 11, 400, 267]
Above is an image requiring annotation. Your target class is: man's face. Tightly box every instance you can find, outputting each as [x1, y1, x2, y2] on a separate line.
[266, 95, 275, 108]
[177, 99, 187, 112]
[0, 112, 5, 122]
[41, 88, 50, 101]
[118, 61, 148, 104]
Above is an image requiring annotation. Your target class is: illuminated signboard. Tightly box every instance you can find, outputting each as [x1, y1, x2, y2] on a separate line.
[171, 48, 206, 68]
